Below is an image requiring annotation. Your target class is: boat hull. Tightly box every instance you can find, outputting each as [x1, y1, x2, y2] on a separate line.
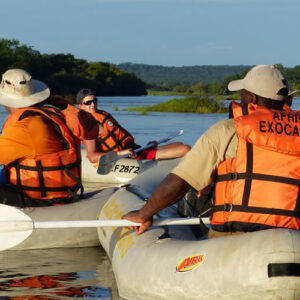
[7, 155, 179, 251]
[81, 149, 160, 184]
[97, 160, 300, 300]
[10, 187, 117, 251]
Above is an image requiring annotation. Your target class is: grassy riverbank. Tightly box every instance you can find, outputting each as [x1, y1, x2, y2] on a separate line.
[147, 89, 186, 96]
[125, 96, 229, 114]
[147, 89, 241, 99]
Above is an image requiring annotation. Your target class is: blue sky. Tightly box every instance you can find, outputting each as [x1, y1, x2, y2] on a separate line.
[0, 0, 299, 67]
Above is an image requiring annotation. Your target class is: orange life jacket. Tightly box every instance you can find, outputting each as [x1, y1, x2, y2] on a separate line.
[4, 107, 82, 204]
[211, 101, 300, 232]
[92, 110, 135, 152]
[3, 96, 99, 142]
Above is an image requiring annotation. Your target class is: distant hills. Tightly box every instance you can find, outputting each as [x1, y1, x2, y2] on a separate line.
[117, 63, 253, 84]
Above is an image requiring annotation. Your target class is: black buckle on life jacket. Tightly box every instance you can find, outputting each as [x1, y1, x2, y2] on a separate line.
[228, 173, 238, 180]
[224, 203, 233, 212]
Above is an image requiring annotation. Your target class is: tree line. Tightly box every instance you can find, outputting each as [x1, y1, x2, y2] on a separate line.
[1, 39, 299, 100]
[117, 63, 252, 85]
[0, 39, 147, 101]
[119, 63, 300, 96]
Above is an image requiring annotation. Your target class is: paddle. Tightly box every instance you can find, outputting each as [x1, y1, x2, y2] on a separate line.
[0, 203, 209, 251]
[97, 130, 184, 175]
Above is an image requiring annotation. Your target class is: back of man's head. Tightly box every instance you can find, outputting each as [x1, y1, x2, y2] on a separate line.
[228, 65, 292, 102]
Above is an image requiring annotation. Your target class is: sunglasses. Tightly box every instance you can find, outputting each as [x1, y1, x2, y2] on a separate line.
[82, 99, 97, 106]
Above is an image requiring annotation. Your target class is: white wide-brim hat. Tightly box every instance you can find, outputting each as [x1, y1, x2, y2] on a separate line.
[0, 69, 50, 108]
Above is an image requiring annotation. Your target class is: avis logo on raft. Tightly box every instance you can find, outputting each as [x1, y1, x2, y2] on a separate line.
[176, 255, 204, 272]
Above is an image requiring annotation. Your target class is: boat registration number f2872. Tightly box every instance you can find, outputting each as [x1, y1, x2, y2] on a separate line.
[113, 164, 140, 174]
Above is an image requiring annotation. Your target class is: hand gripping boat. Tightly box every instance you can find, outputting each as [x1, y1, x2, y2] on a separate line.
[97, 160, 300, 300]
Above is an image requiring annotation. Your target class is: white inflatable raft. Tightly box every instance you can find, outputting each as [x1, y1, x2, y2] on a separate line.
[2, 155, 178, 251]
[97, 160, 300, 300]
[9, 187, 117, 250]
[81, 148, 171, 184]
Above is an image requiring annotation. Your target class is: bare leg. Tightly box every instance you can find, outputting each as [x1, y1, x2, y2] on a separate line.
[155, 142, 191, 159]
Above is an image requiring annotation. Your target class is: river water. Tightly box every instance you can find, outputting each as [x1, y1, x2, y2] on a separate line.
[0, 96, 299, 299]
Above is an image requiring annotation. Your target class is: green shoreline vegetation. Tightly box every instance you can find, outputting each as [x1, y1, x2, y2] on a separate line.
[0, 39, 146, 101]
[147, 89, 241, 100]
[147, 90, 187, 96]
[125, 96, 229, 114]
[1, 38, 299, 109]
[146, 65, 300, 98]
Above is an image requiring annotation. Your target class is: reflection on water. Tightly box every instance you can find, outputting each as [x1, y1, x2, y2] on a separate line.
[0, 247, 118, 299]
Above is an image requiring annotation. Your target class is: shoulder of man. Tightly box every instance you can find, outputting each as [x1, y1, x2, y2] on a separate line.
[205, 119, 235, 137]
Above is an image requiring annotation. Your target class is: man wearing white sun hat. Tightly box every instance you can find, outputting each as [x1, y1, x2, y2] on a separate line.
[123, 64, 300, 236]
[0, 69, 99, 207]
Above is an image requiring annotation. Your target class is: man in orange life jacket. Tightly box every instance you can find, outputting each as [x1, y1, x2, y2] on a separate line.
[122, 64, 300, 236]
[76, 89, 191, 160]
[0, 69, 99, 207]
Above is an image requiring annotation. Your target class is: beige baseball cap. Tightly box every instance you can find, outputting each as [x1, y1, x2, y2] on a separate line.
[0, 69, 50, 108]
[228, 64, 298, 101]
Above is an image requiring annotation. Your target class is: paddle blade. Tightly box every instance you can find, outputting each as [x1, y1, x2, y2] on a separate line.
[97, 151, 118, 175]
[0, 204, 33, 251]
[155, 130, 184, 144]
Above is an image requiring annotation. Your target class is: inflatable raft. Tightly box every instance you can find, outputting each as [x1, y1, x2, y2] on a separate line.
[81, 149, 162, 184]
[9, 187, 117, 250]
[97, 160, 300, 300]
[2, 157, 180, 251]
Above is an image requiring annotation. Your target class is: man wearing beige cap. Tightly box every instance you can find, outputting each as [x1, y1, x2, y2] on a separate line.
[0, 69, 99, 207]
[123, 64, 300, 236]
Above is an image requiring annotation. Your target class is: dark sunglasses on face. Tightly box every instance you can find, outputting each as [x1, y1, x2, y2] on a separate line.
[82, 99, 97, 106]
